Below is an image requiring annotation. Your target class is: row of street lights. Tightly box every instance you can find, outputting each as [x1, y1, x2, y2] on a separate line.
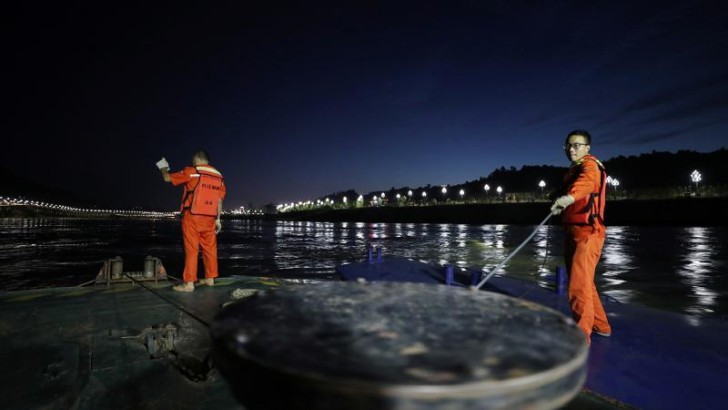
[277, 169, 707, 212]
[0, 196, 175, 217]
[0, 195, 265, 217]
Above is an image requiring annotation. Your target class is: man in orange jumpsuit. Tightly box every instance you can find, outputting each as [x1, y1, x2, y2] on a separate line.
[551, 130, 611, 343]
[157, 150, 226, 292]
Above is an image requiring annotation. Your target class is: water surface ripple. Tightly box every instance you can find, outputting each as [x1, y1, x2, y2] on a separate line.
[1, 218, 726, 318]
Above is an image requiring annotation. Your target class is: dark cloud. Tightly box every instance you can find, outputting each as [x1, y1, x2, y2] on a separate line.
[637, 94, 728, 125]
[627, 120, 724, 145]
[618, 72, 728, 117]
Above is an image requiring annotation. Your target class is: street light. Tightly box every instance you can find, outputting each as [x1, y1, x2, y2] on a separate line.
[381, 192, 386, 198]
[484, 184, 490, 195]
[407, 190, 413, 197]
[459, 189, 465, 201]
[538, 180, 546, 195]
[441, 186, 447, 195]
[496, 186, 503, 198]
[691, 170, 701, 192]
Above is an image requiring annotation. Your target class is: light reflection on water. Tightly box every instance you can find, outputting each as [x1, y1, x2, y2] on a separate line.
[600, 226, 633, 303]
[678, 227, 719, 315]
[1, 218, 726, 318]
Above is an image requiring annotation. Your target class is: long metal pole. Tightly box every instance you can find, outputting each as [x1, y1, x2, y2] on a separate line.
[474, 212, 553, 290]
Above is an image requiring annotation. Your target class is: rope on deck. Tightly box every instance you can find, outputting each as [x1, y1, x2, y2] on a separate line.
[122, 272, 211, 328]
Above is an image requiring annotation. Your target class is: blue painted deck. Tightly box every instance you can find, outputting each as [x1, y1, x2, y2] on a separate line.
[337, 256, 728, 410]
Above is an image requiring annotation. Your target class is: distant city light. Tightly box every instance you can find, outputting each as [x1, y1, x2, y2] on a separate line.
[691, 170, 702, 184]
[691, 170, 701, 191]
[0, 196, 176, 218]
[607, 176, 620, 191]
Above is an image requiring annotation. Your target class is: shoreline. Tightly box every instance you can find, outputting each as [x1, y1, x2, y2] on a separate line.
[271, 197, 728, 227]
[3, 197, 727, 226]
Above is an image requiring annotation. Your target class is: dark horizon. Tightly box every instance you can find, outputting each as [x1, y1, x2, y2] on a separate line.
[4, 147, 726, 210]
[7, 1, 728, 209]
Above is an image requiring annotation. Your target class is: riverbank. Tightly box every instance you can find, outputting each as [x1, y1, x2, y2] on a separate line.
[274, 197, 728, 226]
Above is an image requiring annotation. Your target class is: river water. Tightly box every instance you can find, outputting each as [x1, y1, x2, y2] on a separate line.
[1, 218, 726, 318]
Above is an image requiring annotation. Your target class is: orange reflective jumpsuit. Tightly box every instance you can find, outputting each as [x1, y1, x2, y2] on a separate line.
[170, 165, 226, 283]
[561, 155, 611, 342]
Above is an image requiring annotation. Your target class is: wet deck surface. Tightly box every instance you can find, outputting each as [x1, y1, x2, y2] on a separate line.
[0, 277, 283, 410]
[338, 256, 728, 409]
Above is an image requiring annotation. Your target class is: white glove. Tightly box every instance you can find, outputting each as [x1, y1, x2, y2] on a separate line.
[551, 195, 575, 215]
[156, 157, 170, 170]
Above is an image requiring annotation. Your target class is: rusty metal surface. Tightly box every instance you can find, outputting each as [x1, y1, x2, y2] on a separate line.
[212, 281, 588, 409]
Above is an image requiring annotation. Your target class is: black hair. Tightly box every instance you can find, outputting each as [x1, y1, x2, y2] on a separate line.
[193, 149, 210, 162]
[566, 130, 591, 145]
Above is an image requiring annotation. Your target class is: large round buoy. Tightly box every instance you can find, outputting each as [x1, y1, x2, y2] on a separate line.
[211, 282, 587, 410]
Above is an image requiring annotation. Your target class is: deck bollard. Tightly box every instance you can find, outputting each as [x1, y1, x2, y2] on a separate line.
[111, 256, 123, 280]
[470, 270, 481, 286]
[555, 266, 568, 295]
[143, 256, 156, 278]
[445, 265, 454, 286]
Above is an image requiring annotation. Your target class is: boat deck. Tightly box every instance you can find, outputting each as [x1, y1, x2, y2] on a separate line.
[0, 277, 284, 410]
[338, 256, 728, 410]
[4, 261, 726, 409]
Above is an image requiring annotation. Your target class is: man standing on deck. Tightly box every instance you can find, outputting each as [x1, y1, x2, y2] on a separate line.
[156, 150, 226, 292]
[550, 130, 612, 343]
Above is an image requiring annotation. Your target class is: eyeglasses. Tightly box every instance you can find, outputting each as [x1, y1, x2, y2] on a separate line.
[563, 143, 588, 150]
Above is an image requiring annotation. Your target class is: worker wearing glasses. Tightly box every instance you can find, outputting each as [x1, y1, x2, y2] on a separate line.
[551, 130, 611, 343]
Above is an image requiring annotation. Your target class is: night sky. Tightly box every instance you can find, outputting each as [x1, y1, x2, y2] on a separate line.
[7, 1, 728, 209]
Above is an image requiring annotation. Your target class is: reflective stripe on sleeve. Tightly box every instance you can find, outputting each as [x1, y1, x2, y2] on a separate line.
[195, 166, 222, 176]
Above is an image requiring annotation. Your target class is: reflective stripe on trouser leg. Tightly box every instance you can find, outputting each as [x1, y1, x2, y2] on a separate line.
[566, 234, 610, 339]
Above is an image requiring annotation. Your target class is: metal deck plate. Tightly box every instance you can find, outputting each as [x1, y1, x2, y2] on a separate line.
[212, 281, 588, 409]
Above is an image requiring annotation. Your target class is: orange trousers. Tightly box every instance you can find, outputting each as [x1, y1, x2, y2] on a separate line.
[565, 227, 611, 341]
[181, 212, 219, 283]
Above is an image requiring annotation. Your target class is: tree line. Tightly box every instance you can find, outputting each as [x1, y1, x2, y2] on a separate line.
[317, 148, 728, 205]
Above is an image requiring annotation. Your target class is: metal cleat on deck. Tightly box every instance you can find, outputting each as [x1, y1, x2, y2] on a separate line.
[94, 255, 169, 287]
